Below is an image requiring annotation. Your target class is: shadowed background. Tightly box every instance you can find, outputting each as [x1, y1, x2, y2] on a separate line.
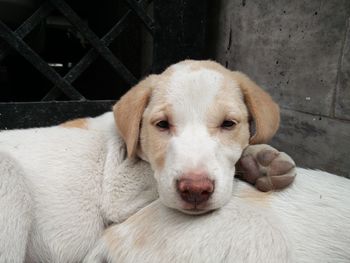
[0, 0, 349, 177]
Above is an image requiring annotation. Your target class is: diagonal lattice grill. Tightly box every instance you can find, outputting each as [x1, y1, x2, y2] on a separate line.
[0, 0, 154, 101]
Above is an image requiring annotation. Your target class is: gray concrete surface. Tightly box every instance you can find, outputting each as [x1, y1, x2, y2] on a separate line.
[208, 0, 350, 177]
[335, 18, 350, 120]
[271, 108, 350, 177]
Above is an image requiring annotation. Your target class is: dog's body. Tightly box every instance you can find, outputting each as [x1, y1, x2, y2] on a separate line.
[0, 112, 292, 263]
[85, 167, 350, 263]
[0, 111, 168, 262]
[0, 60, 349, 263]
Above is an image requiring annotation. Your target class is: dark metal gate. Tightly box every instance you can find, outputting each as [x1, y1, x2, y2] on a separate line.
[0, 0, 207, 129]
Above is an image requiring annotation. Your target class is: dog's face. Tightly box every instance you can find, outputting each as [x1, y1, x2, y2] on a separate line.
[139, 63, 250, 213]
[114, 60, 279, 214]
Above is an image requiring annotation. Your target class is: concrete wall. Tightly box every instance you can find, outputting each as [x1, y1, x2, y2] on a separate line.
[208, 0, 350, 177]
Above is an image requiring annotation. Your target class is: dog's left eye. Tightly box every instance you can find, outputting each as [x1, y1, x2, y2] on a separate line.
[156, 120, 170, 130]
[221, 120, 237, 129]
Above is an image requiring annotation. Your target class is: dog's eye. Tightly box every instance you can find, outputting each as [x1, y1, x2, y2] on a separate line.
[156, 120, 170, 130]
[221, 120, 237, 130]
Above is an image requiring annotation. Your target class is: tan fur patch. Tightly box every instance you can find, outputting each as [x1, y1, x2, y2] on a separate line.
[114, 75, 157, 158]
[206, 76, 250, 149]
[140, 131, 168, 171]
[104, 228, 120, 251]
[60, 118, 88, 129]
[231, 72, 280, 144]
[124, 206, 155, 248]
[237, 186, 272, 207]
[140, 103, 174, 171]
[105, 206, 168, 253]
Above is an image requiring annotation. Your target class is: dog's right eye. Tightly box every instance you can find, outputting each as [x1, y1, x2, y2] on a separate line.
[156, 120, 170, 130]
[220, 120, 237, 130]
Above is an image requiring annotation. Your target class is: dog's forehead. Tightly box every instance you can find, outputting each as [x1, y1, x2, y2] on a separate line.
[166, 65, 224, 103]
[146, 63, 244, 125]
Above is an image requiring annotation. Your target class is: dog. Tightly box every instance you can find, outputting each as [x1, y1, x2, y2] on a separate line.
[1, 59, 298, 262]
[82, 60, 350, 263]
[85, 167, 350, 263]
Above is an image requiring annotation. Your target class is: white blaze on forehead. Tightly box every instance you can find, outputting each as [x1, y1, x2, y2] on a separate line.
[166, 67, 224, 125]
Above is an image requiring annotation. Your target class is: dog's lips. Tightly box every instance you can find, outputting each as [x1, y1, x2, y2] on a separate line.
[179, 202, 214, 215]
[180, 207, 213, 215]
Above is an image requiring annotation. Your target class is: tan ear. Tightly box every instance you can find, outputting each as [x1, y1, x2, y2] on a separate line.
[113, 75, 156, 158]
[232, 72, 280, 144]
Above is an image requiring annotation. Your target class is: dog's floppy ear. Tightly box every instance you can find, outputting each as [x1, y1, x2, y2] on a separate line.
[232, 72, 280, 144]
[113, 75, 156, 158]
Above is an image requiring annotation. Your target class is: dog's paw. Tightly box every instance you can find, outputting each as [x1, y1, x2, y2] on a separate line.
[236, 144, 296, 192]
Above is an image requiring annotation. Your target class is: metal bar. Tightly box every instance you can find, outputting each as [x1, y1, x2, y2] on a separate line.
[124, 0, 155, 35]
[42, 85, 64, 101]
[0, 20, 85, 100]
[16, 2, 54, 38]
[0, 100, 114, 129]
[152, 0, 208, 73]
[0, 1, 54, 61]
[43, 1, 145, 101]
[0, 41, 7, 58]
[103, 3, 142, 46]
[49, 0, 138, 86]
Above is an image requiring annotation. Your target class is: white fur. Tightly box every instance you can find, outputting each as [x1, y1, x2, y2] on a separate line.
[167, 68, 223, 124]
[143, 66, 247, 213]
[86, 199, 293, 263]
[0, 112, 156, 262]
[0, 152, 32, 262]
[1, 61, 349, 263]
[86, 168, 350, 263]
[268, 169, 350, 262]
[157, 124, 238, 212]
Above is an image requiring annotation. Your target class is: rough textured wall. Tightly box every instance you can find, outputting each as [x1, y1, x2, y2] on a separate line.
[209, 0, 350, 177]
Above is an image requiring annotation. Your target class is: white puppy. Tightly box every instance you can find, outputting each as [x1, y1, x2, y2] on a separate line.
[84, 60, 350, 262]
[85, 167, 350, 263]
[0, 60, 296, 262]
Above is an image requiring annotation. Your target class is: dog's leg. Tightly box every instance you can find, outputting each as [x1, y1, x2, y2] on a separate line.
[85, 199, 292, 263]
[236, 144, 296, 191]
[0, 152, 32, 263]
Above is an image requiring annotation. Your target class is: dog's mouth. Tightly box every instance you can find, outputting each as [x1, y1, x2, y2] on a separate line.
[182, 208, 209, 214]
[179, 202, 214, 215]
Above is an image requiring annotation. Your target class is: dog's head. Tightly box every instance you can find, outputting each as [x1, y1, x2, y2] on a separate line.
[114, 60, 279, 214]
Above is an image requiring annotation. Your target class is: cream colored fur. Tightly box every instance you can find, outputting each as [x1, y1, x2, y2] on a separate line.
[0, 112, 158, 262]
[1, 60, 348, 263]
[85, 167, 350, 263]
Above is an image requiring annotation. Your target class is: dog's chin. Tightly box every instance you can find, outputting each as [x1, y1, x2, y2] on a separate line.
[160, 197, 216, 215]
[176, 201, 219, 215]
[178, 207, 213, 215]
